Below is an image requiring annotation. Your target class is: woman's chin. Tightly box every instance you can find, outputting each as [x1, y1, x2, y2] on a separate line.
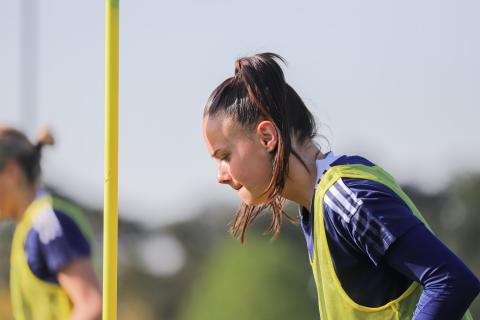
[239, 191, 268, 206]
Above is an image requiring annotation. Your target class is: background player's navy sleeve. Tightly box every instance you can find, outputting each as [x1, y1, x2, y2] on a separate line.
[323, 178, 422, 265]
[385, 224, 480, 320]
[25, 208, 91, 283]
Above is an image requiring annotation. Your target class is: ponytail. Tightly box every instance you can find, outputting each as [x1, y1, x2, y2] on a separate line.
[204, 53, 317, 242]
[34, 128, 55, 157]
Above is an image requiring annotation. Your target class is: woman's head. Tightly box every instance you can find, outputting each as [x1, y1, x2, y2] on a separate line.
[0, 126, 54, 219]
[203, 53, 317, 241]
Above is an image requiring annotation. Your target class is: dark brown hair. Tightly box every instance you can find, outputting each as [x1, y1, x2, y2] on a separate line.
[204, 53, 317, 242]
[0, 127, 54, 184]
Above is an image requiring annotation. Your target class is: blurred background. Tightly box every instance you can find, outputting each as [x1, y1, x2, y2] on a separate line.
[1, 0, 479, 319]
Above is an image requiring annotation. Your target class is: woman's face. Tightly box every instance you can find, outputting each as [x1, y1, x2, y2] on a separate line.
[203, 115, 277, 206]
[0, 162, 16, 220]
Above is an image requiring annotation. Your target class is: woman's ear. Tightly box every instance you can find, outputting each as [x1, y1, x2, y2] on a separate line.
[256, 120, 278, 152]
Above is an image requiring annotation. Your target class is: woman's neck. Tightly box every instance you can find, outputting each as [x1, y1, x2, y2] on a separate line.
[282, 141, 324, 209]
[13, 185, 37, 222]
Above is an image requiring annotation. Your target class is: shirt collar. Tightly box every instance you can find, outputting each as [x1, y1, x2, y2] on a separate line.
[299, 151, 341, 216]
[35, 188, 50, 200]
[315, 151, 340, 186]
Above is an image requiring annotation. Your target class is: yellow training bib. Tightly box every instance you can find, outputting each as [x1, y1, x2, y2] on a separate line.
[10, 195, 93, 320]
[310, 164, 473, 320]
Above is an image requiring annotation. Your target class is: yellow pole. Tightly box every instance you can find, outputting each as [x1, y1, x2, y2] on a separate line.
[103, 0, 119, 319]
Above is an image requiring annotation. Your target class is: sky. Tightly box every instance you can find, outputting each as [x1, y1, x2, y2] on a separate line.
[1, 0, 479, 227]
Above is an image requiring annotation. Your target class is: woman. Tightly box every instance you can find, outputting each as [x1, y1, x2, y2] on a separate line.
[0, 126, 102, 320]
[202, 52, 479, 319]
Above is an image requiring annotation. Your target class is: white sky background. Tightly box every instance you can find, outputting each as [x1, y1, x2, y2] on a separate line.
[0, 0, 479, 227]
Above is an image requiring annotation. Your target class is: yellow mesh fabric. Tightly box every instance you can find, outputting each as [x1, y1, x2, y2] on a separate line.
[311, 164, 473, 320]
[10, 195, 93, 320]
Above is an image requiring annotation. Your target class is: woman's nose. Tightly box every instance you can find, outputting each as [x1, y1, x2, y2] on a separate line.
[217, 165, 232, 184]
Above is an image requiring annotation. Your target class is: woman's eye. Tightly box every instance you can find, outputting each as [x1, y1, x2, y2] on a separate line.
[221, 154, 230, 162]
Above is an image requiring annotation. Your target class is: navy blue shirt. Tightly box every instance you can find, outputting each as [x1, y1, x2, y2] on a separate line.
[24, 206, 91, 284]
[299, 153, 480, 319]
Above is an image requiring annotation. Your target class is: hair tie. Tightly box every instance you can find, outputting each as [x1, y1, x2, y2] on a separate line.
[234, 59, 243, 76]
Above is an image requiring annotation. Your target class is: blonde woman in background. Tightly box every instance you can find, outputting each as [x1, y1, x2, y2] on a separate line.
[0, 126, 101, 320]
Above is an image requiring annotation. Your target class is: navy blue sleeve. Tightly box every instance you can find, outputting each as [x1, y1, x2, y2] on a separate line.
[323, 178, 422, 265]
[26, 208, 91, 281]
[385, 224, 480, 320]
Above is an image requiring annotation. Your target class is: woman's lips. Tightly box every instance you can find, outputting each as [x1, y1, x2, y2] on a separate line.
[232, 184, 243, 191]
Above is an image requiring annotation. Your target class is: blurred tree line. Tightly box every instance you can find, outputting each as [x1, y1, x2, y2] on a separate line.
[0, 174, 479, 319]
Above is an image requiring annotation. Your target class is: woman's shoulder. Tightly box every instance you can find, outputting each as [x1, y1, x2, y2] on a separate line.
[330, 154, 376, 168]
[27, 192, 91, 245]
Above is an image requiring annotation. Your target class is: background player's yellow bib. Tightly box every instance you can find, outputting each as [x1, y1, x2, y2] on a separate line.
[10, 195, 93, 320]
[311, 164, 473, 320]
